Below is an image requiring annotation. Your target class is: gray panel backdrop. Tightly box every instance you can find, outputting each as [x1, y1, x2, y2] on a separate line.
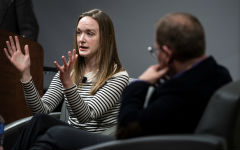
[32, 0, 239, 80]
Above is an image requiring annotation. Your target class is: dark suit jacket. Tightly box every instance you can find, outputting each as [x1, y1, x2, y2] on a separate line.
[0, 0, 39, 41]
[117, 56, 232, 139]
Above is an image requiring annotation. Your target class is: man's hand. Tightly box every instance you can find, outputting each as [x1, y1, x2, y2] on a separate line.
[139, 64, 168, 84]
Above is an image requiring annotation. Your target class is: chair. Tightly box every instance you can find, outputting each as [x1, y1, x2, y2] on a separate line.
[82, 135, 226, 150]
[3, 78, 135, 150]
[3, 66, 62, 150]
[81, 80, 240, 150]
[3, 111, 63, 150]
[6, 80, 239, 150]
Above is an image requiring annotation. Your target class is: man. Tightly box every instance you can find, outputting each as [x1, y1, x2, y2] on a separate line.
[116, 12, 232, 139]
[13, 12, 232, 150]
[0, 0, 39, 41]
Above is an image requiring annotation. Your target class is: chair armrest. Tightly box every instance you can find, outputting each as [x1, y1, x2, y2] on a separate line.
[82, 135, 227, 150]
[4, 112, 60, 133]
[4, 116, 32, 133]
[49, 112, 61, 119]
[3, 112, 61, 150]
[4, 116, 32, 150]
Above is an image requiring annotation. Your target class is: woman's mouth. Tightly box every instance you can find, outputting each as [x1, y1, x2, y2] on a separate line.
[79, 46, 88, 51]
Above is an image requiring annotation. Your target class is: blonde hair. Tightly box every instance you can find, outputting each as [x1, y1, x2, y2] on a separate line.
[72, 9, 124, 95]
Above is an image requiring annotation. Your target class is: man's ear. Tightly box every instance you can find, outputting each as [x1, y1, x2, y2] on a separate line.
[161, 45, 173, 63]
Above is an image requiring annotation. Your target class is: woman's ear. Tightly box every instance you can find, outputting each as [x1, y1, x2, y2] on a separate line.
[161, 45, 173, 63]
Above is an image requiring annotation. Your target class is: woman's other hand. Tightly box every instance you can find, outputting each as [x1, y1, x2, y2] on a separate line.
[54, 49, 78, 89]
[3, 36, 31, 82]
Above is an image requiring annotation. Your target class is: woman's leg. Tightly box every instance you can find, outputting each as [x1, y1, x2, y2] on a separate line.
[12, 113, 69, 150]
[30, 125, 115, 150]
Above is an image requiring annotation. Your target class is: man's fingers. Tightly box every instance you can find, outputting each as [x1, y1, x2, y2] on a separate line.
[157, 67, 169, 76]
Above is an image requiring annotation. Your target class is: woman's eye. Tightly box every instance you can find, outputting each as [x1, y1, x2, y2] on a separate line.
[87, 32, 94, 36]
[76, 31, 81, 35]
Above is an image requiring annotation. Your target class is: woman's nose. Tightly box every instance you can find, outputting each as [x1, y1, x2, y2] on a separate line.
[79, 34, 86, 42]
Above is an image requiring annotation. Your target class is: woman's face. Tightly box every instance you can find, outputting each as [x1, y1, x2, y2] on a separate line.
[76, 16, 100, 59]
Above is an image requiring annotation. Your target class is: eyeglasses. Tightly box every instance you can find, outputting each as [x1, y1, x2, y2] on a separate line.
[147, 46, 158, 58]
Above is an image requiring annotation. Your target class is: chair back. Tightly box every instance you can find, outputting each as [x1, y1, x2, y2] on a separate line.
[195, 80, 240, 149]
[60, 101, 69, 122]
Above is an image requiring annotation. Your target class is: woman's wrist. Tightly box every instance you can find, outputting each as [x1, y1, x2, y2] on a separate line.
[21, 69, 31, 82]
[62, 79, 74, 89]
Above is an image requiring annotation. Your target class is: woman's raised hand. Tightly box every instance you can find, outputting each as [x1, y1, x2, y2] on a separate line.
[3, 36, 31, 82]
[54, 49, 78, 89]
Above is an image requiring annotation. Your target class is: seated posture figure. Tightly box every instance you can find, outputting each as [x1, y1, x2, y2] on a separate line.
[117, 12, 232, 138]
[3, 9, 129, 150]
[6, 12, 232, 150]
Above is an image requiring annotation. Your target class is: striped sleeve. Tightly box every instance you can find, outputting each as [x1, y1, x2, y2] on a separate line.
[64, 71, 129, 123]
[21, 73, 64, 114]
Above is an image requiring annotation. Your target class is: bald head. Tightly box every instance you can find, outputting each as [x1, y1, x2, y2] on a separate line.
[156, 12, 205, 62]
[163, 13, 195, 27]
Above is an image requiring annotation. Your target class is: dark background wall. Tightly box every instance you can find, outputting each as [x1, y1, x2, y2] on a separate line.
[32, 0, 240, 80]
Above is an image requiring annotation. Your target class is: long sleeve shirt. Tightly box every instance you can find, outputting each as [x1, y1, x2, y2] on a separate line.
[22, 70, 129, 133]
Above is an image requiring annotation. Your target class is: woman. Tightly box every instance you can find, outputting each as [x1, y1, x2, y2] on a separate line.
[3, 9, 129, 149]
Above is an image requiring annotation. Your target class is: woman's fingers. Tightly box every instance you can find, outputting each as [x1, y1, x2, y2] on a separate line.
[5, 36, 23, 57]
[73, 49, 78, 60]
[53, 57, 68, 73]
[9, 36, 17, 51]
[69, 49, 78, 65]
[15, 36, 21, 51]
[6, 41, 14, 56]
[68, 51, 72, 63]
[24, 45, 29, 56]
[62, 56, 68, 68]
[53, 61, 62, 71]
[54, 49, 78, 74]
[3, 48, 11, 60]
[71, 49, 78, 64]
[72, 49, 76, 59]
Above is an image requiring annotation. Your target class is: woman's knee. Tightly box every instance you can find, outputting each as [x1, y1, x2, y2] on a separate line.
[31, 113, 50, 123]
[33, 113, 48, 119]
[45, 125, 72, 140]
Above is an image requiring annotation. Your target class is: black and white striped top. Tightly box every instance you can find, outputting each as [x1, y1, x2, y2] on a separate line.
[21, 70, 129, 133]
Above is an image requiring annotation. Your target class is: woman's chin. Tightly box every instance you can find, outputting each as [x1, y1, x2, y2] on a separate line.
[79, 52, 89, 57]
